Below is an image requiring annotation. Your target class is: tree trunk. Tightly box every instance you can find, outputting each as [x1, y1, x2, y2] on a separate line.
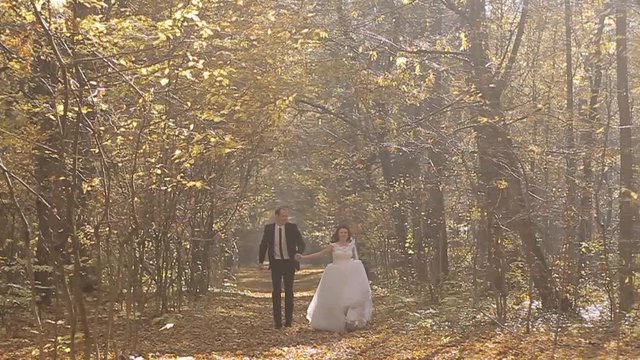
[32, 55, 63, 306]
[615, 0, 637, 312]
[378, 146, 410, 268]
[563, 0, 579, 302]
[424, 0, 449, 281]
[424, 153, 449, 280]
[410, 189, 428, 283]
[573, 9, 607, 305]
[459, 0, 558, 309]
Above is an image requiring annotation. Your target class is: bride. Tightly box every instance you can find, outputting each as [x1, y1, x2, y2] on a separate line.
[295, 225, 373, 332]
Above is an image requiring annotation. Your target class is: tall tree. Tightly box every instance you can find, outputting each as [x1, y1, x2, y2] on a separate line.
[562, 0, 578, 303]
[615, 0, 636, 312]
[443, 0, 559, 309]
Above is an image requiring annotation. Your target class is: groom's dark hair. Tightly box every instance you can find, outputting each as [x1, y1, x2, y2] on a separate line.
[275, 207, 287, 215]
[331, 225, 352, 243]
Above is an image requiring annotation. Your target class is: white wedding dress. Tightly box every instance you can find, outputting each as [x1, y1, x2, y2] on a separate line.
[306, 241, 373, 332]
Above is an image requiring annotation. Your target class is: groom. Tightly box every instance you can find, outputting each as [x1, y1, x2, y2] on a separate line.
[258, 207, 306, 329]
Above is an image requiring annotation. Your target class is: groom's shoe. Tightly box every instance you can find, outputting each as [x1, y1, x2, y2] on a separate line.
[284, 322, 292, 328]
[274, 323, 283, 329]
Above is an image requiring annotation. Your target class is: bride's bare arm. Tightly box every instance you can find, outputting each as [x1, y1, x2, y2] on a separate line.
[297, 244, 332, 261]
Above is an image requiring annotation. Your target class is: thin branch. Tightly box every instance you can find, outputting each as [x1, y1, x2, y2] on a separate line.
[296, 98, 359, 129]
[504, 106, 545, 126]
[496, 24, 517, 74]
[476, 307, 520, 335]
[71, 45, 166, 64]
[356, 29, 471, 63]
[402, 94, 475, 130]
[0, 40, 24, 61]
[30, 0, 72, 132]
[0, 159, 52, 209]
[91, 51, 145, 99]
[499, 0, 531, 85]
[348, 0, 418, 30]
[0, 155, 45, 360]
[439, 0, 469, 21]
[0, 127, 59, 153]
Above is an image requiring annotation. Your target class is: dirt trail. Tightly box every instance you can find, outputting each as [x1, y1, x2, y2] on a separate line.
[3, 267, 639, 359]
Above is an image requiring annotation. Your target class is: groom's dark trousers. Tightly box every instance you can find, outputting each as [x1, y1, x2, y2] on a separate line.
[270, 259, 296, 327]
[259, 222, 306, 328]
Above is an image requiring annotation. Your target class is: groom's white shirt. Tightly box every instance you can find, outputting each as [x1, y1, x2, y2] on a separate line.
[274, 224, 289, 259]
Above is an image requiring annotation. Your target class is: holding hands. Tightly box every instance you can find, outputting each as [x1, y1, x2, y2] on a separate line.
[296, 243, 333, 262]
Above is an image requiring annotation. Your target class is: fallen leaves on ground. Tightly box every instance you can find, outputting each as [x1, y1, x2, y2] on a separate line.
[2, 267, 639, 359]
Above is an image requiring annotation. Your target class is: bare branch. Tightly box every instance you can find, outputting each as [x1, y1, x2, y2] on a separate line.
[356, 29, 471, 63]
[0, 127, 59, 153]
[0, 154, 45, 360]
[30, 0, 73, 131]
[0, 40, 24, 61]
[439, 0, 469, 21]
[91, 51, 145, 99]
[0, 157, 52, 209]
[499, 0, 531, 85]
[296, 98, 359, 130]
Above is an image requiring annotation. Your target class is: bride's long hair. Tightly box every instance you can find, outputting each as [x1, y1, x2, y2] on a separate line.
[330, 225, 352, 243]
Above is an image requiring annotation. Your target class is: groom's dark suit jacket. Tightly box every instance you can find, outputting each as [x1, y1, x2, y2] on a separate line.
[259, 223, 306, 270]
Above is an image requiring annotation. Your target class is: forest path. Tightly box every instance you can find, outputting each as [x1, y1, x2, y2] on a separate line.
[3, 267, 637, 359]
[113, 267, 633, 359]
